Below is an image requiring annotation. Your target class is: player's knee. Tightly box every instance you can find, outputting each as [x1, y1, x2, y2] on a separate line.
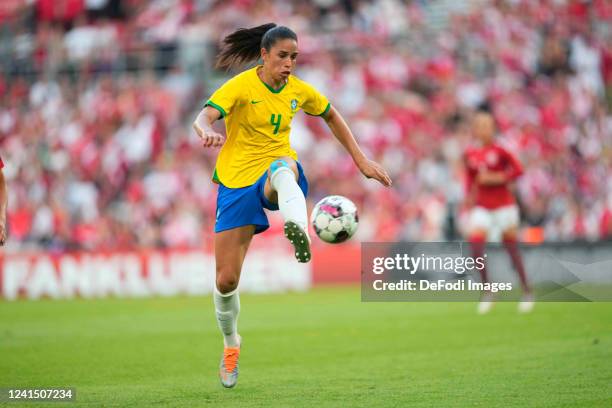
[269, 157, 298, 180]
[469, 231, 487, 243]
[216, 277, 238, 294]
[502, 229, 518, 242]
[216, 268, 239, 293]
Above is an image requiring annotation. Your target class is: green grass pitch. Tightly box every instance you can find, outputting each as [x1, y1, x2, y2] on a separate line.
[1, 286, 611, 407]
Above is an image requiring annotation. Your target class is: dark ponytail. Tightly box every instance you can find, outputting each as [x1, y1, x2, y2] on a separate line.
[215, 23, 298, 71]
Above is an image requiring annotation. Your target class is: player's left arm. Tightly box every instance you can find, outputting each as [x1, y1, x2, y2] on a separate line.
[322, 106, 392, 187]
[477, 147, 523, 186]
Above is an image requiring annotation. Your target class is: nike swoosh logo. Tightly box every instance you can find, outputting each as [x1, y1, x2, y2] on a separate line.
[251, 100, 263, 104]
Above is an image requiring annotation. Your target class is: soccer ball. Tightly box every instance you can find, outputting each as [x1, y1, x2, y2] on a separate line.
[310, 195, 359, 243]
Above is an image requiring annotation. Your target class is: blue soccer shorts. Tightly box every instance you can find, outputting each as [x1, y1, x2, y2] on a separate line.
[214, 162, 308, 234]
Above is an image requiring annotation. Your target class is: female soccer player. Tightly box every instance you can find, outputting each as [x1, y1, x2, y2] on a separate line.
[464, 110, 533, 314]
[192, 23, 391, 388]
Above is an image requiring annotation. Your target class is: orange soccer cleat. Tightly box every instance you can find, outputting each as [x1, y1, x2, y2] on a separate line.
[219, 341, 241, 388]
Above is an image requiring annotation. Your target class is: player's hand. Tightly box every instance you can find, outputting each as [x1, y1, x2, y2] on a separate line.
[357, 158, 392, 187]
[0, 221, 6, 246]
[193, 124, 225, 148]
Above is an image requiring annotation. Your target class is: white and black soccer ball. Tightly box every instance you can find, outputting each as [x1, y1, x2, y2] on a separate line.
[310, 195, 358, 244]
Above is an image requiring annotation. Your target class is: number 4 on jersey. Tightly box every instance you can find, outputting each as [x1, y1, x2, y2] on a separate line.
[270, 114, 282, 134]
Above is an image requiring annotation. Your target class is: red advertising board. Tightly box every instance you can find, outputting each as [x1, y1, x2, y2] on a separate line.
[0, 243, 361, 300]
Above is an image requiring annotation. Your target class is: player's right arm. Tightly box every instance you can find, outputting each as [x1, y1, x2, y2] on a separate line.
[193, 107, 225, 148]
[194, 75, 242, 148]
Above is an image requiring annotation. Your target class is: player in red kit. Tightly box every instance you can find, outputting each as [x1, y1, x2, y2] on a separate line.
[464, 111, 533, 314]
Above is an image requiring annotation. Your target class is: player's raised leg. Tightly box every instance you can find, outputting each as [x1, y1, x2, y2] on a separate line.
[264, 156, 311, 263]
[214, 225, 255, 388]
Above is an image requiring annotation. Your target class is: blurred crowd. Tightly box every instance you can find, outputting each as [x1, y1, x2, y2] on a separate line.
[0, 0, 611, 250]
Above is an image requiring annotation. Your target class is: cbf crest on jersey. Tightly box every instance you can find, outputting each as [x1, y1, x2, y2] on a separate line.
[291, 99, 298, 111]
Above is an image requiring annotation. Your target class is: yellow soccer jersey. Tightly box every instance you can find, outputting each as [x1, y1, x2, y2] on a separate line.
[205, 65, 330, 188]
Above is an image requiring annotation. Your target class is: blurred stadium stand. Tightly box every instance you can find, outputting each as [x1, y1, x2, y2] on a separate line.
[0, 0, 611, 252]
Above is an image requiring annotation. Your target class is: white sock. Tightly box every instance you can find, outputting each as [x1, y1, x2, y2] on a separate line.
[213, 287, 240, 347]
[270, 166, 308, 232]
